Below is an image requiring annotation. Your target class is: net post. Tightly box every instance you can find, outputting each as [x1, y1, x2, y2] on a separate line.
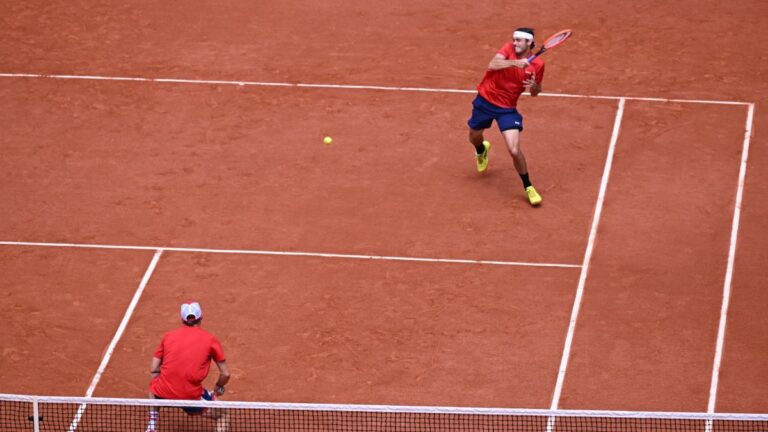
[32, 398, 40, 432]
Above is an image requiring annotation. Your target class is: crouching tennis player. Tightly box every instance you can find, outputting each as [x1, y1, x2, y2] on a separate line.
[468, 27, 545, 206]
[146, 301, 231, 432]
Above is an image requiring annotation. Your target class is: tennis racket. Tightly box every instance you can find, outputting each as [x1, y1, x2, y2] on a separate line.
[527, 29, 573, 62]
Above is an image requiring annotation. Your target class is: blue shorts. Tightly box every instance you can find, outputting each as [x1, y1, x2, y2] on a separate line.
[467, 95, 524, 132]
[153, 388, 214, 415]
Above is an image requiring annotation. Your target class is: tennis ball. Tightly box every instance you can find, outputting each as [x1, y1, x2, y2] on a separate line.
[323, 136, 333, 145]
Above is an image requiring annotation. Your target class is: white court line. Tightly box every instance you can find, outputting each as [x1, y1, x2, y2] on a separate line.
[0, 240, 581, 269]
[68, 249, 163, 432]
[548, 98, 626, 418]
[0, 72, 752, 106]
[707, 103, 756, 416]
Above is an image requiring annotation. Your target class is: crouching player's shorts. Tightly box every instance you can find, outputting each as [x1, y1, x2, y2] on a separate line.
[153, 388, 215, 415]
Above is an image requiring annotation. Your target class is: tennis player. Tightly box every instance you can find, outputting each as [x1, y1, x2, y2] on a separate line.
[146, 301, 231, 432]
[468, 27, 545, 206]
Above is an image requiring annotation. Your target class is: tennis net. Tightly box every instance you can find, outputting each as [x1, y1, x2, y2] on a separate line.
[2, 393, 767, 432]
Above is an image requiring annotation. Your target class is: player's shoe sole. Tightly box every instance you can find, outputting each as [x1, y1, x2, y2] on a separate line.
[476, 140, 490, 172]
[526, 186, 542, 206]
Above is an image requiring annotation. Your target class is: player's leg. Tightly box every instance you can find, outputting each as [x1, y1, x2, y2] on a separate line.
[501, 128, 528, 175]
[215, 412, 230, 432]
[201, 409, 229, 432]
[500, 119, 542, 206]
[146, 393, 159, 432]
[467, 96, 493, 172]
[200, 389, 229, 432]
[468, 127, 485, 149]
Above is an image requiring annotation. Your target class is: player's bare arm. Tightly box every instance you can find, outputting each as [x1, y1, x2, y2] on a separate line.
[488, 54, 529, 71]
[214, 360, 231, 395]
[150, 357, 162, 379]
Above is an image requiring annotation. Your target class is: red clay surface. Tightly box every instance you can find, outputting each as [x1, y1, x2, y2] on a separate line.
[1, 1, 766, 102]
[1, 0, 767, 416]
[0, 247, 153, 395]
[715, 110, 768, 413]
[97, 252, 579, 408]
[558, 102, 746, 412]
[0, 80, 617, 264]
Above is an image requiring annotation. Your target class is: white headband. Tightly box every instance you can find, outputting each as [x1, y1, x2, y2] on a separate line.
[513, 31, 534, 41]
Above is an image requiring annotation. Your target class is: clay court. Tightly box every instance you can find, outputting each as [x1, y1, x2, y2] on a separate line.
[1, 0, 767, 423]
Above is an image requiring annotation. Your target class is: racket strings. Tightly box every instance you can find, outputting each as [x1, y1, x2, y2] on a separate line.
[544, 31, 572, 48]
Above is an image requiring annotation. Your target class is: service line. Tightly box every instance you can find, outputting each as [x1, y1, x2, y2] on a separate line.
[0, 241, 581, 269]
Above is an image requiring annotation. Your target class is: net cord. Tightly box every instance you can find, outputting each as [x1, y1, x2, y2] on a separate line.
[2, 394, 767, 422]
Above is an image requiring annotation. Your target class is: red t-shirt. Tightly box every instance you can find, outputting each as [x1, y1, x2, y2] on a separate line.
[477, 42, 545, 108]
[149, 326, 226, 400]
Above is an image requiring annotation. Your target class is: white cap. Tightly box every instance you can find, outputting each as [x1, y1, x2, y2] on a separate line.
[180, 301, 203, 322]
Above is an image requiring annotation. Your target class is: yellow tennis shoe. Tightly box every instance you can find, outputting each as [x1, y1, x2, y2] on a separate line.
[476, 140, 490, 172]
[526, 186, 542, 206]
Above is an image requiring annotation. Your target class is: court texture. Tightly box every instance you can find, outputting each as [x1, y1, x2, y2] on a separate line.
[1, 0, 767, 422]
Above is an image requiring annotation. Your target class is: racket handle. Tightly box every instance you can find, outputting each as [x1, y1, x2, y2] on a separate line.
[528, 48, 546, 62]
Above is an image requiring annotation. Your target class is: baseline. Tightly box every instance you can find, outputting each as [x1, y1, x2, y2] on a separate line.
[0, 72, 752, 106]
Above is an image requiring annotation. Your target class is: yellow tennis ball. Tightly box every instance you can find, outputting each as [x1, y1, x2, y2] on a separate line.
[323, 136, 333, 145]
